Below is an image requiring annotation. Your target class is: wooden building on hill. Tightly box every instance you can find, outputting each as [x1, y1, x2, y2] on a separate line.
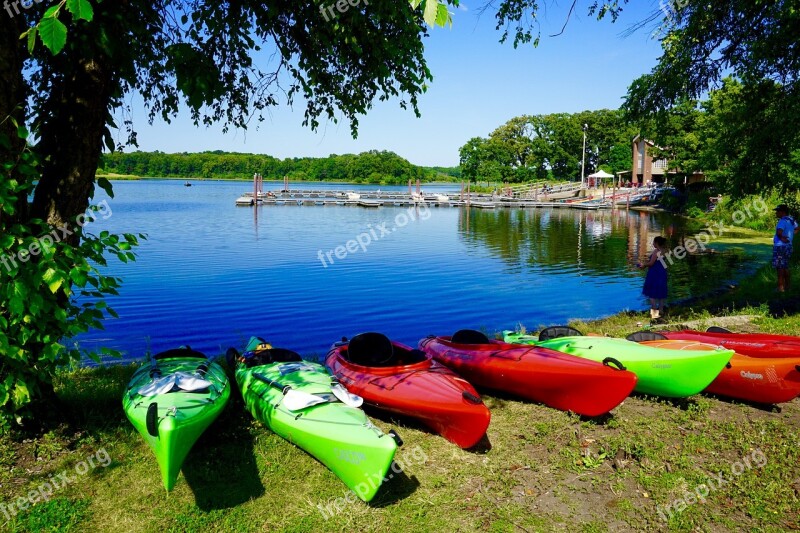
[630, 135, 705, 186]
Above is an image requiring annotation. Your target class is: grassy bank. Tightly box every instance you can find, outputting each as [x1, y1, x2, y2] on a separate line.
[2, 268, 799, 532]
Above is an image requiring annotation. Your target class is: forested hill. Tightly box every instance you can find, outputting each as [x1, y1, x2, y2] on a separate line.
[100, 150, 458, 184]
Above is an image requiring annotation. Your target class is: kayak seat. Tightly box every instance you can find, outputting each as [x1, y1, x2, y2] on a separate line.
[706, 326, 732, 333]
[244, 348, 303, 368]
[348, 332, 394, 366]
[538, 326, 584, 341]
[390, 347, 428, 366]
[153, 347, 208, 360]
[625, 331, 667, 343]
[451, 329, 490, 345]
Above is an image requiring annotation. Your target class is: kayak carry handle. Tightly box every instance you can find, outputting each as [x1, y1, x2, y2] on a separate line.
[602, 357, 627, 371]
[195, 362, 210, 377]
[388, 429, 403, 447]
[726, 362, 732, 369]
[253, 373, 291, 394]
[796, 365, 800, 373]
[146, 402, 159, 437]
[462, 391, 482, 404]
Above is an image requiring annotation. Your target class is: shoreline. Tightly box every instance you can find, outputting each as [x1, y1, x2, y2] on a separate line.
[97, 173, 460, 185]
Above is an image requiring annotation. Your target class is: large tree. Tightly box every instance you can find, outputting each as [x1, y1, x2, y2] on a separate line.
[0, 0, 450, 426]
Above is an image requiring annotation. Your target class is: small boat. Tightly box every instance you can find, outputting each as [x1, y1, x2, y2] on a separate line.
[346, 192, 361, 201]
[122, 347, 231, 491]
[435, 194, 450, 203]
[184, 182, 192, 187]
[659, 327, 800, 358]
[510, 328, 734, 397]
[230, 337, 399, 502]
[327, 333, 490, 448]
[505, 327, 733, 398]
[235, 196, 254, 206]
[419, 330, 637, 417]
[629, 332, 800, 404]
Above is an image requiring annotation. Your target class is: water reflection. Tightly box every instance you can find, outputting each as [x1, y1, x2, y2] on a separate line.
[458, 207, 761, 300]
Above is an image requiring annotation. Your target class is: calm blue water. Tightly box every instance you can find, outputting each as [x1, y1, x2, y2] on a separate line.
[77, 180, 763, 363]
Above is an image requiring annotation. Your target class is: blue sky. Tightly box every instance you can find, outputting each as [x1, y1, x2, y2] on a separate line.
[122, 2, 665, 167]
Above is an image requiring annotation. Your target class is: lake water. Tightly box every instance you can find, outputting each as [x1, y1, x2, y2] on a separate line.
[77, 180, 768, 363]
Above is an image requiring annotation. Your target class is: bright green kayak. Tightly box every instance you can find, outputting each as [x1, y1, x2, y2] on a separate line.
[233, 338, 398, 502]
[123, 348, 230, 491]
[503, 331, 733, 397]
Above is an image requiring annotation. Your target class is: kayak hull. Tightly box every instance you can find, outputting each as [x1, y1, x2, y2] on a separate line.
[419, 336, 637, 417]
[660, 330, 800, 358]
[236, 360, 397, 502]
[326, 341, 491, 449]
[527, 336, 733, 398]
[641, 341, 800, 404]
[123, 356, 231, 491]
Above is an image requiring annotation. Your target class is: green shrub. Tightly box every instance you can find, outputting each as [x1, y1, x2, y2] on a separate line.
[0, 128, 141, 430]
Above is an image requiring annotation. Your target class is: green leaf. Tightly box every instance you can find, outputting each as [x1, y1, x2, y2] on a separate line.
[48, 277, 64, 294]
[39, 17, 68, 55]
[66, 0, 94, 21]
[423, 0, 438, 27]
[26, 28, 38, 54]
[435, 4, 452, 28]
[96, 177, 114, 198]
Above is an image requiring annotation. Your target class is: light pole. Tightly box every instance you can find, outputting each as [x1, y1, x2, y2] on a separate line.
[580, 123, 588, 187]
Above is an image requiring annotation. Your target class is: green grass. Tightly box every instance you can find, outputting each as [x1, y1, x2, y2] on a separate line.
[2, 258, 799, 531]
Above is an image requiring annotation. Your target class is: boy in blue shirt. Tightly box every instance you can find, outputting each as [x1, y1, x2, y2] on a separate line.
[773, 204, 799, 292]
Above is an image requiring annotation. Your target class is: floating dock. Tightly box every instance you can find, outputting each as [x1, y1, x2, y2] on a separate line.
[235, 179, 660, 210]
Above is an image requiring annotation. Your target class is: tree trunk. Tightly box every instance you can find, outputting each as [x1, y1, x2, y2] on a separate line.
[31, 55, 114, 241]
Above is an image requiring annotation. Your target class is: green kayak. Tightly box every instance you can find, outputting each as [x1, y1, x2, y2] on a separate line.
[232, 338, 398, 502]
[123, 347, 231, 491]
[503, 329, 733, 397]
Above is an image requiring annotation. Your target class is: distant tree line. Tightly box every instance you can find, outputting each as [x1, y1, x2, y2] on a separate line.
[101, 150, 458, 184]
[459, 109, 636, 184]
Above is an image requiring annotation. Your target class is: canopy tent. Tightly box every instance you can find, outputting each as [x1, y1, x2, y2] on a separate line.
[586, 169, 614, 188]
[587, 170, 614, 179]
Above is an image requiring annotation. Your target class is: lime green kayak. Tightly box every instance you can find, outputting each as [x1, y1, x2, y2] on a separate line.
[503, 331, 733, 397]
[233, 339, 398, 502]
[123, 348, 231, 491]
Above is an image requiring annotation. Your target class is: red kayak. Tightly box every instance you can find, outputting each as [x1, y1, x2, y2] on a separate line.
[710, 353, 800, 404]
[418, 330, 638, 417]
[660, 328, 800, 358]
[326, 333, 491, 449]
[635, 337, 800, 404]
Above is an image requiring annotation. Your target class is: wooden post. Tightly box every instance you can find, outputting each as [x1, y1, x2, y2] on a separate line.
[408, 179, 412, 196]
[416, 179, 421, 194]
[253, 173, 257, 205]
[467, 181, 471, 206]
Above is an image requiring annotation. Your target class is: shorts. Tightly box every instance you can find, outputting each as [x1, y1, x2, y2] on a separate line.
[772, 245, 793, 269]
